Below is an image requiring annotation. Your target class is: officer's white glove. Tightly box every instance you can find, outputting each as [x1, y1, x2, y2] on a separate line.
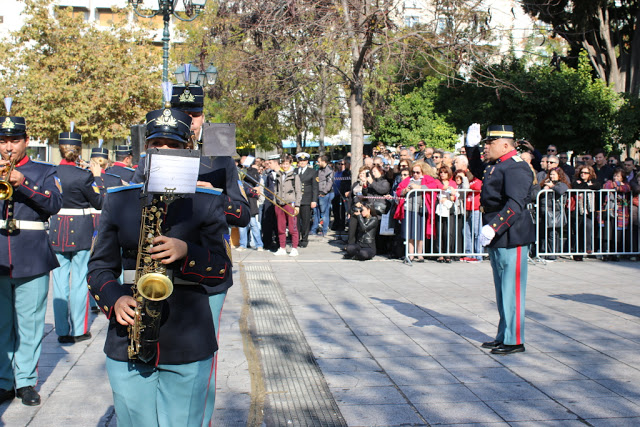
[466, 123, 482, 147]
[478, 224, 495, 247]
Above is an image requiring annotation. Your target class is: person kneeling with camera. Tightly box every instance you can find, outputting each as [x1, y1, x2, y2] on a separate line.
[344, 202, 379, 261]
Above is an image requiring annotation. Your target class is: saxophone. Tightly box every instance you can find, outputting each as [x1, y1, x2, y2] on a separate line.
[127, 190, 176, 362]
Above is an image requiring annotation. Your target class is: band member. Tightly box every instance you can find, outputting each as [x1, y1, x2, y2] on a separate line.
[468, 125, 535, 355]
[295, 152, 318, 248]
[261, 154, 280, 250]
[50, 130, 104, 344]
[106, 145, 135, 183]
[130, 83, 250, 422]
[0, 102, 63, 406]
[87, 106, 231, 426]
[91, 147, 126, 190]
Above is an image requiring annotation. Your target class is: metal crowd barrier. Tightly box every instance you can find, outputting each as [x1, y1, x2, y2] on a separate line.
[401, 187, 640, 263]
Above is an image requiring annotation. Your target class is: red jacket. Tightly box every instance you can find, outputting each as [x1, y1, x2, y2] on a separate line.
[465, 177, 482, 211]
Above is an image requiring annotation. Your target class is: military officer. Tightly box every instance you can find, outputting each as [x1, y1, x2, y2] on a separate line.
[87, 106, 231, 426]
[0, 103, 63, 406]
[468, 125, 535, 355]
[50, 129, 104, 344]
[295, 152, 318, 248]
[106, 145, 135, 183]
[261, 154, 280, 250]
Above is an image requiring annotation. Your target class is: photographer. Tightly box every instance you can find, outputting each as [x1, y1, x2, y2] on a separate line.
[347, 166, 371, 244]
[344, 202, 379, 260]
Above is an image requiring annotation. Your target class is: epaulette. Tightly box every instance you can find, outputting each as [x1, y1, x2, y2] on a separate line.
[512, 156, 523, 162]
[31, 160, 55, 166]
[107, 183, 143, 193]
[105, 172, 121, 179]
[196, 187, 223, 196]
[124, 166, 135, 172]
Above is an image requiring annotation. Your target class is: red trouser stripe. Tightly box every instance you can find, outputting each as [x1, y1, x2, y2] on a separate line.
[83, 292, 90, 333]
[515, 246, 522, 345]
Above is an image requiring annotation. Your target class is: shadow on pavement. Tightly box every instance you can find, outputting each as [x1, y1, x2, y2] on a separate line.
[550, 293, 640, 318]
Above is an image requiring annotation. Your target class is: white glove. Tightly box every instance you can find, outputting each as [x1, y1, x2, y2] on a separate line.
[478, 224, 495, 247]
[466, 123, 482, 147]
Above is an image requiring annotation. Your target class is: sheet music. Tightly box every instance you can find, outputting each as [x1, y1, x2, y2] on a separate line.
[146, 154, 199, 194]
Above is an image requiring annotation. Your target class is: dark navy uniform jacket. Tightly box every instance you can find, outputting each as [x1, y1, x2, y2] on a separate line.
[132, 155, 250, 228]
[469, 147, 535, 248]
[105, 162, 135, 183]
[296, 167, 318, 206]
[0, 157, 63, 278]
[87, 184, 232, 365]
[50, 161, 103, 252]
[95, 172, 124, 191]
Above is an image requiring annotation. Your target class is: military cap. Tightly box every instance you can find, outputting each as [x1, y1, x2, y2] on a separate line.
[296, 152, 310, 161]
[267, 154, 280, 161]
[484, 125, 515, 141]
[114, 145, 133, 157]
[58, 132, 82, 147]
[145, 108, 192, 144]
[171, 84, 204, 113]
[91, 147, 109, 159]
[0, 116, 26, 137]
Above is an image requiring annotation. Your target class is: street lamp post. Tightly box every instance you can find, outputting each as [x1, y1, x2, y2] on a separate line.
[128, 0, 207, 82]
[174, 62, 218, 86]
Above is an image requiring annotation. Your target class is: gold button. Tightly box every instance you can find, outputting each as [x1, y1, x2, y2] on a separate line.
[219, 269, 225, 274]
[45, 190, 50, 195]
[236, 208, 240, 213]
[71, 230, 74, 233]
[24, 181, 28, 185]
[103, 305, 108, 311]
[87, 285, 91, 290]
[189, 260, 196, 267]
[493, 224, 497, 227]
[95, 295, 100, 301]
[227, 205, 232, 210]
[57, 218, 61, 221]
[500, 217, 503, 220]
[206, 267, 212, 272]
[70, 218, 74, 221]
[33, 186, 38, 190]
[71, 242, 74, 245]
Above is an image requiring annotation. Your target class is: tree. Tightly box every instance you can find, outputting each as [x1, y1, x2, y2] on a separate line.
[0, 0, 161, 143]
[520, 0, 640, 96]
[436, 52, 621, 154]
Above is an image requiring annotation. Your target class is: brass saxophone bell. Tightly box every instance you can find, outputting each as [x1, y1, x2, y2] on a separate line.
[137, 272, 174, 301]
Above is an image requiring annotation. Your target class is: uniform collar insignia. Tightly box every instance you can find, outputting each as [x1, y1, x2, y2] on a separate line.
[2, 117, 15, 130]
[179, 89, 195, 103]
[157, 109, 178, 127]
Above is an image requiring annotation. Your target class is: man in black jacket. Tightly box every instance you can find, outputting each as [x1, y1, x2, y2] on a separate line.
[295, 152, 318, 248]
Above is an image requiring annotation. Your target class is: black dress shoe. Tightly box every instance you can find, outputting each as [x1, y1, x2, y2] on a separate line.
[491, 344, 525, 355]
[299, 241, 308, 248]
[74, 332, 92, 343]
[58, 332, 92, 344]
[0, 388, 15, 404]
[481, 340, 502, 349]
[16, 386, 40, 406]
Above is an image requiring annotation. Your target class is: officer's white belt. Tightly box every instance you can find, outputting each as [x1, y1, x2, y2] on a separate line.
[57, 208, 97, 216]
[122, 270, 199, 286]
[0, 220, 45, 230]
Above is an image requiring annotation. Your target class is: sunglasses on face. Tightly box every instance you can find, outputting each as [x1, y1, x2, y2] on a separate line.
[412, 171, 422, 175]
[580, 171, 590, 174]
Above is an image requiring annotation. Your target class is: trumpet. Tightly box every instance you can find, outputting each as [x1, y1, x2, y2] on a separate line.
[0, 157, 16, 201]
[238, 168, 298, 217]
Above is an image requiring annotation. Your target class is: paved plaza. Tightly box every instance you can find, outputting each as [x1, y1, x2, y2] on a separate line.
[2, 232, 640, 426]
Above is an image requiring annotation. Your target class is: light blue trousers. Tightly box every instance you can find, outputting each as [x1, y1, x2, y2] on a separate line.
[0, 274, 49, 389]
[107, 356, 215, 427]
[52, 250, 91, 337]
[489, 245, 529, 345]
[201, 290, 228, 426]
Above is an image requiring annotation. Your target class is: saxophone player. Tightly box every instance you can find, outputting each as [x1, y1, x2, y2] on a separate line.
[87, 106, 232, 427]
[0, 103, 63, 406]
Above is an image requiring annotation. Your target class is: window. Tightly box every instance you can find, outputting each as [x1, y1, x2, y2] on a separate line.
[55, 6, 89, 21]
[96, 9, 126, 26]
[404, 15, 420, 28]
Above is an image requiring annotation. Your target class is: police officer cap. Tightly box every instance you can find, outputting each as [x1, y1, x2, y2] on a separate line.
[267, 154, 280, 160]
[296, 152, 310, 161]
[91, 147, 109, 159]
[0, 116, 26, 137]
[484, 125, 515, 141]
[114, 145, 133, 156]
[145, 108, 192, 144]
[58, 132, 82, 147]
[171, 84, 204, 113]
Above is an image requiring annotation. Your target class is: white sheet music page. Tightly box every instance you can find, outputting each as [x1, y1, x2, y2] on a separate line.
[147, 154, 199, 194]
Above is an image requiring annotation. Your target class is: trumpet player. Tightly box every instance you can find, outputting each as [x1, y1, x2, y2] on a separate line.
[0, 107, 63, 406]
[87, 106, 232, 426]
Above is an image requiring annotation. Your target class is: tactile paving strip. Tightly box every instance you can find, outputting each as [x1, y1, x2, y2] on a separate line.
[243, 264, 347, 426]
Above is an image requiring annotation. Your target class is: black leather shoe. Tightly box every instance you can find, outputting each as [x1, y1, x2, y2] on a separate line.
[73, 332, 92, 343]
[16, 386, 40, 406]
[481, 340, 502, 349]
[491, 344, 525, 355]
[58, 332, 92, 344]
[299, 241, 308, 248]
[0, 388, 15, 404]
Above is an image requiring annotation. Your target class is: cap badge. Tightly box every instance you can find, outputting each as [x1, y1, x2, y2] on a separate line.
[179, 89, 196, 103]
[157, 109, 178, 128]
[2, 117, 15, 130]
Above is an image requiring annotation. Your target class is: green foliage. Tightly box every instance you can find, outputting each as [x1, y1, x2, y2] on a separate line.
[436, 51, 621, 154]
[0, 0, 160, 143]
[372, 77, 458, 149]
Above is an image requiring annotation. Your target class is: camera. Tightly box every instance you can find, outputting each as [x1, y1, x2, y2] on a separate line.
[353, 206, 362, 214]
[366, 171, 371, 177]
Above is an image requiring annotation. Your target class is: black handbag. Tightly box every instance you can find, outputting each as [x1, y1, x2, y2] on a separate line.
[372, 198, 391, 215]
